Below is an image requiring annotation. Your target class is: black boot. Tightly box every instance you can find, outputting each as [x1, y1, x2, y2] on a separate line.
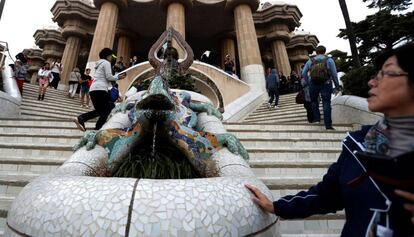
[38, 95, 41, 100]
[41, 94, 45, 100]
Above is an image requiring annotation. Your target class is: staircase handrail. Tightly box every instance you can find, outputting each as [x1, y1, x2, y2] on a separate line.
[0, 41, 21, 102]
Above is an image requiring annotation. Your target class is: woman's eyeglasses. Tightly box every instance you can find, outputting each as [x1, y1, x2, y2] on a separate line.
[371, 70, 408, 81]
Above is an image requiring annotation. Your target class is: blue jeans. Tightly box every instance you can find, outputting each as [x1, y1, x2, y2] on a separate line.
[310, 82, 333, 128]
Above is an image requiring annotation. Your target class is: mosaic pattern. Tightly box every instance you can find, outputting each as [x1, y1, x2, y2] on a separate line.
[6, 28, 278, 236]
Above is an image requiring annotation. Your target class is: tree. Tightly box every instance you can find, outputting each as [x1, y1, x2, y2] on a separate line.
[328, 49, 353, 73]
[338, 0, 361, 67]
[338, 0, 414, 96]
[339, 10, 414, 63]
[362, 0, 411, 11]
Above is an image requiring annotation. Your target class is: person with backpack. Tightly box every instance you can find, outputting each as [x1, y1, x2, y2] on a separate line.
[302, 45, 341, 130]
[265, 68, 280, 109]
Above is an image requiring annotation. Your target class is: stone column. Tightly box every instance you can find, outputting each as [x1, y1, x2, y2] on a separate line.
[116, 35, 132, 67]
[221, 38, 236, 71]
[59, 19, 88, 88]
[166, 2, 186, 38]
[87, 1, 127, 67]
[60, 36, 82, 86]
[162, 0, 190, 59]
[228, 1, 265, 92]
[271, 40, 292, 76]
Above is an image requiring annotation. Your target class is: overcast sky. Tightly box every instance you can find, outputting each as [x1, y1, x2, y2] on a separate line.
[0, 0, 412, 58]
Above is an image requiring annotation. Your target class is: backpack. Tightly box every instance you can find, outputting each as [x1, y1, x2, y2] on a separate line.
[309, 56, 330, 84]
[109, 87, 119, 102]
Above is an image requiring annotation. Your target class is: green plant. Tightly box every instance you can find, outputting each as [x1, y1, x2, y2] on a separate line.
[341, 65, 376, 98]
[112, 140, 200, 179]
[140, 73, 197, 92]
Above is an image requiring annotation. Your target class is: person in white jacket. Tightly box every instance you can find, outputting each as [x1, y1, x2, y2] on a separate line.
[74, 48, 126, 131]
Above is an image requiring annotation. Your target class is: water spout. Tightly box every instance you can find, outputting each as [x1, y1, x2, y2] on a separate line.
[151, 122, 157, 157]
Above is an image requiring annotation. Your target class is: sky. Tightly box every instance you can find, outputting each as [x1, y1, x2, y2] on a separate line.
[0, 0, 412, 58]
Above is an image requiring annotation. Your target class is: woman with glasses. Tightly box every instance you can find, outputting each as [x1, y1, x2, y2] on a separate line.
[246, 43, 414, 236]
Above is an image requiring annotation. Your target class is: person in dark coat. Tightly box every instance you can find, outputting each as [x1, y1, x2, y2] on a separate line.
[265, 68, 280, 109]
[246, 43, 414, 236]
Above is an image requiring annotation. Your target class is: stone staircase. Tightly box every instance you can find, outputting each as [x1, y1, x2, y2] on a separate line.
[0, 83, 353, 236]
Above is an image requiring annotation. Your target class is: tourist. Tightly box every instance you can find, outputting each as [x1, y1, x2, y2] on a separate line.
[265, 68, 280, 109]
[129, 55, 139, 67]
[246, 43, 414, 236]
[113, 56, 125, 73]
[50, 59, 62, 89]
[12, 60, 28, 95]
[68, 67, 81, 99]
[79, 68, 92, 108]
[37, 62, 52, 100]
[224, 54, 235, 75]
[301, 76, 313, 123]
[279, 71, 287, 94]
[74, 48, 126, 131]
[302, 45, 340, 129]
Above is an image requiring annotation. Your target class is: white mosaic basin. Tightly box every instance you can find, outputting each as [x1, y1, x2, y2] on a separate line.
[6, 102, 279, 237]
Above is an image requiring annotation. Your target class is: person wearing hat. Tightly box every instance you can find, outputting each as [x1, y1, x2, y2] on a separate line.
[74, 48, 126, 131]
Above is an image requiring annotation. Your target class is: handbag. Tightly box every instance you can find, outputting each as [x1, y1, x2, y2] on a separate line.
[295, 90, 305, 104]
[87, 79, 93, 88]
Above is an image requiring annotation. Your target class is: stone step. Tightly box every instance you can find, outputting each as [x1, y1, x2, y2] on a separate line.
[247, 109, 318, 120]
[280, 218, 344, 236]
[0, 133, 342, 149]
[0, 118, 95, 128]
[23, 89, 85, 106]
[0, 135, 79, 146]
[0, 126, 85, 136]
[22, 94, 88, 111]
[244, 113, 313, 123]
[247, 148, 341, 161]
[241, 138, 341, 149]
[20, 110, 78, 120]
[224, 123, 353, 132]
[22, 99, 91, 114]
[228, 131, 346, 139]
[253, 167, 329, 178]
[0, 143, 73, 158]
[20, 105, 82, 118]
[251, 104, 309, 115]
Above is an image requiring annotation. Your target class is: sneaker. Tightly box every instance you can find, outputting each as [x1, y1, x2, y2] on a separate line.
[266, 103, 271, 109]
[73, 117, 86, 132]
[326, 127, 336, 130]
[80, 104, 84, 108]
[85, 105, 90, 108]
[274, 105, 279, 109]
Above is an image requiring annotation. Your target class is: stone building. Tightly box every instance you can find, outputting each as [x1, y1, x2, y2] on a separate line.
[29, 0, 319, 120]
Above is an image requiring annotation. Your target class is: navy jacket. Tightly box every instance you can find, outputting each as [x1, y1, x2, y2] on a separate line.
[266, 69, 280, 90]
[274, 126, 414, 236]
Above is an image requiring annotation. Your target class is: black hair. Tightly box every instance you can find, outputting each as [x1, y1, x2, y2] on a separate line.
[99, 48, 114, 59]
[315, 45, 326, 54]
[15, 52, 27, 64]
[375, 43, 414, 86]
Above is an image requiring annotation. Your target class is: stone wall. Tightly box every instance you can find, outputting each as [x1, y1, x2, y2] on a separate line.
[332, 95, 383, 126]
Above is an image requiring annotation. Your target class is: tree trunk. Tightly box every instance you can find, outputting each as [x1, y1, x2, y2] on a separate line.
[339, 0, 362, 67]
[0, 0, 6, 21]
